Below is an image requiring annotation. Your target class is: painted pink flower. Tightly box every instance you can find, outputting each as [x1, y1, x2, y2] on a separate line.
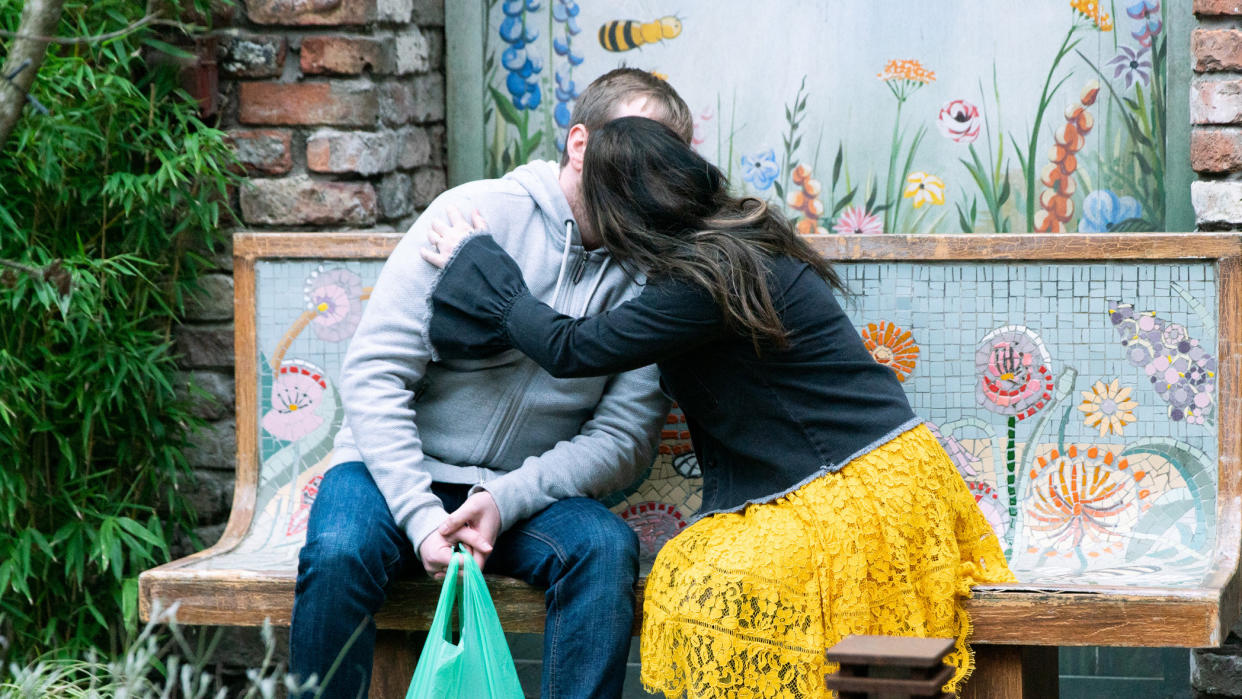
[262, 359, 327, 441]
[692, 105, 714, 147]
[975, 325, 1054, 421]
[937, 99, 982, 144]
[833, 206, 883, 235]
[304, 268, 363, 342]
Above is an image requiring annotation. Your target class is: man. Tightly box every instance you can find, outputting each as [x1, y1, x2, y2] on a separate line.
[291, 69, 694, 698]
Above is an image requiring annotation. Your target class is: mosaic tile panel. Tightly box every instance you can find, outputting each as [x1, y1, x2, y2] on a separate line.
[840, 261, 1219, 588]
[207, 258, 1221, 590]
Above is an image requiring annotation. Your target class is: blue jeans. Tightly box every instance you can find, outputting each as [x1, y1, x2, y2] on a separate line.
[290, 461, 639, 698]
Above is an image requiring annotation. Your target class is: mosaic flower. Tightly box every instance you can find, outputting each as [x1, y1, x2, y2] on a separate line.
[1108, 300, 1217, 425]
[659, 404, 700, 478]
[304, 267, 363, 342]
[1026, 445, 1143, 556]
[1107, 46, 1152, 89]
[262, 359, 327, 442]
[903, 171, 945, 209]
[1127, 0, 1162, 46]
[1079, 378, 1139, 436]
[741, 148, 779, 191]
[861, 321, 919, 382]
[833, 206, 883, 235]
[621, 501, 687, 561]
[937, 99, 982, 144]
[966, 480, 1012, 542]
[1080, 189, 1142, 232]
[926, 422, 981, 479]
[286, 473, 323, 537]
[976, 325, 1054, 420]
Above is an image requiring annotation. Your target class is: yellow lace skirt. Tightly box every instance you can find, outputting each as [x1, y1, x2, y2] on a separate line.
[639, 423, 1016, 698]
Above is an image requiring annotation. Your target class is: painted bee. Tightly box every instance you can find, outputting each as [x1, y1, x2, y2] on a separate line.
[598, 16, 683, 52]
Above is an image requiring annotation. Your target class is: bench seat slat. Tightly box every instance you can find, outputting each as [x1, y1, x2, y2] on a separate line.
[140, 565, 1226, 647]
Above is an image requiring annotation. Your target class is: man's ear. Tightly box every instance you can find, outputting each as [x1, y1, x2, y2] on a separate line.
[565, 123, 588, 172]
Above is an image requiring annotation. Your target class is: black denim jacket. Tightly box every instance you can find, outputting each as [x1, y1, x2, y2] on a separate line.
[429, 235, 921, 519]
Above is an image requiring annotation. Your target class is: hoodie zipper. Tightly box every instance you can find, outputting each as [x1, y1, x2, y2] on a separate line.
[478, 222, 593, 468]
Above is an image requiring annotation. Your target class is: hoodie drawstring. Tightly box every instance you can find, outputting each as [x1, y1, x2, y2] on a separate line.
[553, 218, 612, 316]
[551, 219, 574, 310]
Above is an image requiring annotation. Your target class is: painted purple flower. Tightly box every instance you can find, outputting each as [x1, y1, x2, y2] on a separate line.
[262, 359, 327, 441]
[975, 325, 1055, 421]
[1109, 300, 1216, 425]
[1107, 46, 1152, 88]
[1126, 0, 1162, 47]
[304, 267, 363, 342]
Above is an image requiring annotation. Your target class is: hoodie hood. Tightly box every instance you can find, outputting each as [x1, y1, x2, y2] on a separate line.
[504, 160, 579, 248]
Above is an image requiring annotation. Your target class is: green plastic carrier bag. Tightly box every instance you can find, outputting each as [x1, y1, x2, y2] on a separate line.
[405, 547, 525, 699]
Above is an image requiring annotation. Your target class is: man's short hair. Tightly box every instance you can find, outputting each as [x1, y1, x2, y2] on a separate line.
[561, 68, 693, 165]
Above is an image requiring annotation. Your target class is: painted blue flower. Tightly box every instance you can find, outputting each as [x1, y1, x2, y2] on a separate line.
[526, 0, 541, 10]
[499, 16, 523, 43]
[506, 71, 528, 100]
[502, 46, 527, 71]
[551, 0, 583, 151]
[555, 102, 572, 129]
[1126, 0, 1162, 47]
[741, 149, 780, 191]
[1081, 190, 1143, 232]
[517, 85, 542, 110]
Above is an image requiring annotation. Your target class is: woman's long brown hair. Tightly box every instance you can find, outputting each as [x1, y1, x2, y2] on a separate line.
[582, 116, 845, 349]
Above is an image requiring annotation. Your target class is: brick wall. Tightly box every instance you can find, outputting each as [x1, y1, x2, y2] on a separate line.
[1193, 0, 1242, 232]
[1186, 5, 1242, 696]
[171, 0, 449, 686]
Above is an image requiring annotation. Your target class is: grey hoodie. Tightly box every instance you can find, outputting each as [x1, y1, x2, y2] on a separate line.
[332, 160, 669, 554]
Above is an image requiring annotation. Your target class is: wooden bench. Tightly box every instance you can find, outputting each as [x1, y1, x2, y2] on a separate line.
[141, 232, 1242, 697]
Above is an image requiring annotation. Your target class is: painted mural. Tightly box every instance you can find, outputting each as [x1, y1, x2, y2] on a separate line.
[478, 0, 1174, 233]
[196, 257, 1219, 592]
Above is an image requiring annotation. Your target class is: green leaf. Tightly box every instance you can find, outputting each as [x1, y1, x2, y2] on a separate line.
[832, 187, 857, 217]
[957, 204, 974, 233]
[488, 86, 523, 127]
[142, 38, 195, 60]
[998, 175, 1011, 206]
[831, 144, 843, 187]
[116, 516, 164, 548]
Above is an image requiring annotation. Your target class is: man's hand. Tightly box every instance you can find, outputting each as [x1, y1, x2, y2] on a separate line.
[418, 529, 458, 580]
[439, 490, 501, 572]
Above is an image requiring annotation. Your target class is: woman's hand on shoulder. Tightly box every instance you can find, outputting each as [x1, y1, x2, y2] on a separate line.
[420, 205, 489, 268]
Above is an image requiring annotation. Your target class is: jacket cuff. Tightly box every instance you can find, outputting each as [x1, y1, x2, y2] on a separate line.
[405, 504, 450, 564]
[469, 472, 538, 533]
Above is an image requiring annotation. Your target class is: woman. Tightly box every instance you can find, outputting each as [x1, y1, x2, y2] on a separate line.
[421, 116, 1015, 697]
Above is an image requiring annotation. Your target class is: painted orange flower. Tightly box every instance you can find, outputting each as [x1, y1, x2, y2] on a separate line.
[862, 321, 919, 382]
[1071, 0, 1113, 31]
[877, 59, 936, 84]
